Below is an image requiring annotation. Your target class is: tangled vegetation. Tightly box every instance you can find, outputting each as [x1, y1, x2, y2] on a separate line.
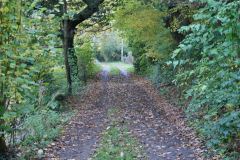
[1, 0, 240, 159]
[173, 1, 240, 158]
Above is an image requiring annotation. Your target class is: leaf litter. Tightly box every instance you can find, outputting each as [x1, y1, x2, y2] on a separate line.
[43, 71, 205, 160]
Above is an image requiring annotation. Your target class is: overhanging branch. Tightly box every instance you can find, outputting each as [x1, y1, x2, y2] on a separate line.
[71, 0, 105, 29]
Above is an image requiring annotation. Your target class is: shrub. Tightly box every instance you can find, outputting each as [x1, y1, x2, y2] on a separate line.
[76, 43, 96, 83]
[21, 110, 63, 146]
[171, 0, 240, 158]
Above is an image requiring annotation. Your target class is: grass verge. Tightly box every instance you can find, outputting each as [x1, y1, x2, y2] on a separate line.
[92, 63, 104, 75]
[113, 62, 134, 73]
[109, 67, 121, 75]
[101, 62, 134, 74]
[125, 65, 134, 73]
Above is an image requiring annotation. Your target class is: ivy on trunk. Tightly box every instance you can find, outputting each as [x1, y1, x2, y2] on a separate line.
[62, 0, 105, 95]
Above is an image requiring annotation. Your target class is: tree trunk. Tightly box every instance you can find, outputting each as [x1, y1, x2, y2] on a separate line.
[63, 21, 79, 95]
[67, 28, 78, 82]
[63, 19, 72, 95]
[62, 0, 105, 95]
[63, 0, 72, 95]
[63, 0, 79, 95]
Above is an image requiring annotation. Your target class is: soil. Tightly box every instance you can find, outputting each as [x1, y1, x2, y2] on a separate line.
[43, 70, 204, 160]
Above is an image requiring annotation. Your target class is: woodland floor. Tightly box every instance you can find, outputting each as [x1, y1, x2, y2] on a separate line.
[43, 69, 204, 160]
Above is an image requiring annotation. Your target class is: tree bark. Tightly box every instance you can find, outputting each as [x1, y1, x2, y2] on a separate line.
[63, 0, 72, 95]
[63, 21, 78, 95]
[62, 0, 105, 95]
[67, 28, 78, 81]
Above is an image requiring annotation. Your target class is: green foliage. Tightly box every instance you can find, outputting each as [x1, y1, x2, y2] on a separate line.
[100, 62, 134, 75]
[150, 61, 175, 88]
[110, 67, 121, 75]
[167, 5, 196, 33]
[0, 3, 37, 152]
[21, 110, 63, 146]
[115, 62, 134, 73]
[125, 0, 240, 158]
[94, 31, 128, 62]
[114, 0, 176, 75]
[169, 0, 240, 158]
[0, 0, 122, 158]
[0, 0, 68, 157]
[15, 108, 73, 158]
[92, 63, 104, 75]
[100, 32, 121, 61]
[53, 67, 67, 88]
[76, 42, 96, 83]
[2, 0, 240, 159]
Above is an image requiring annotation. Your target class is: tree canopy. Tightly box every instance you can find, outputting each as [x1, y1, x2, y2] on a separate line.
[1, 0, 240, 159]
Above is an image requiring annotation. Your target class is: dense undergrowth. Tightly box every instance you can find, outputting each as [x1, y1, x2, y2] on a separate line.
[114, 0, 240, 159]
[172, 2, 240, 159]
[1, 0, 240, 159]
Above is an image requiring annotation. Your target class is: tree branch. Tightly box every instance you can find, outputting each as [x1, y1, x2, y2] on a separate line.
[71, 0, 105, 29]
[85, 26, 112, 33]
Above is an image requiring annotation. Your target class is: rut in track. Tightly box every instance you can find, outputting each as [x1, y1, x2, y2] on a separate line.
[44, 71, 203, 160]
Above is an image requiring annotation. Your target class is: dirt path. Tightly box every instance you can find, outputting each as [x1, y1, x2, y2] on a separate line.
[44, 72, 203, 160]
[101, 64, 110, 81]
[116, 65, 129, 78]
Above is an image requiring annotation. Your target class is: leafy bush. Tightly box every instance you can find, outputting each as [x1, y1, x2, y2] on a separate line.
[0, 1, 67, 157]
[127, 0, 240, 158]
[130, 41, 150, 74]
[150, 62, 175, 88]
[114, 0, 177, 75]
[76, 42, 96, 83]
[170, 0, 240, 158]
[21, 110, 63, 145]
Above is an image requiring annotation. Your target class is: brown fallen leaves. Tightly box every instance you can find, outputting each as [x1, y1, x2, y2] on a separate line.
[43, 73, 205, 160]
